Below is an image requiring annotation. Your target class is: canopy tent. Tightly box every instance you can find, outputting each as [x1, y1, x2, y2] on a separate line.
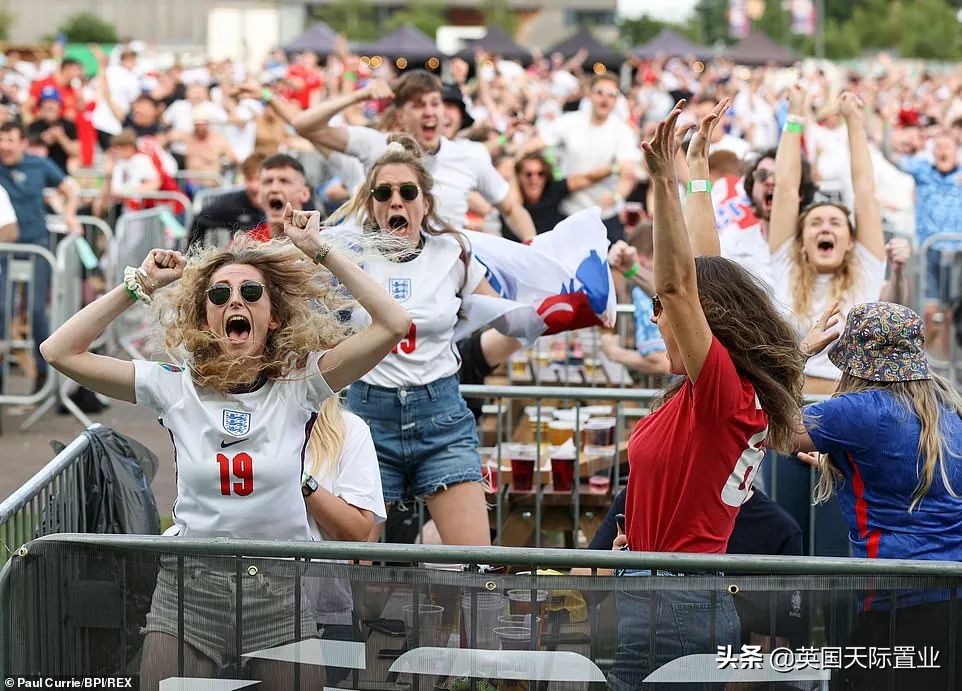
[284, 22, 338, 55]
[546, 27, 624, 69]
[454, 27, 532, 64]
[726, 31, 797, 66]
[361, 25, 441, 64]
[634, 29, 712, 60]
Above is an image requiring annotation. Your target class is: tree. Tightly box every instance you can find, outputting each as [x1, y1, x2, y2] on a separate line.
[689, 0, 732, 47]
[618, 15, 669, 49]
[311, 0, 379, 42]
[898, 0, 962, 59]
[482, 0, 519, 37]
[57, 12, 118, 43]
[0, 9, 13, 41]
[385, 0, 447, 39]
[755, 0, 792, 47]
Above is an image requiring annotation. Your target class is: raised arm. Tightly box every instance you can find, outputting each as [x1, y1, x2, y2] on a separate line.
[769, 85, 807, 252]
[644, 102, 713, 383]
[40, 249, 186, 403]
[685, 99, 728, 257]
[839, 92, 885, 259]
[281, 205, 411, 392]
[293, 80, 394, 153]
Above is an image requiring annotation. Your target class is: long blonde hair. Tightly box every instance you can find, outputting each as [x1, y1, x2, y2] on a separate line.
[789, 203, 862, 319]
[325, 132, 472, 286]
[307, 397, 346, 480]
[151, 237, 353, 394]
[812, 372, 962, 511]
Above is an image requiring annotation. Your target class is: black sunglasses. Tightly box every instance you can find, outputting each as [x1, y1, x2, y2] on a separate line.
[206, 280, 265, 306]
[371, 183, 420, 203]
[652, 294, 663, 318]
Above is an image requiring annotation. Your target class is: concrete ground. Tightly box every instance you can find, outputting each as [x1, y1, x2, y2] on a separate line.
[1, 389, 177, 515]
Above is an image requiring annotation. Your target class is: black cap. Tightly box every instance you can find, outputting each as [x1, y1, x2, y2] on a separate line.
[440, 82, 474, 131]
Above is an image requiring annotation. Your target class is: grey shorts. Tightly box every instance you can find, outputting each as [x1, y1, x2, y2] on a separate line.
[143, 557, 318, 666]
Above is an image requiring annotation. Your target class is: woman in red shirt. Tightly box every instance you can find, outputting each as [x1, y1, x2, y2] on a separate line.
[608, 102, 805, 689]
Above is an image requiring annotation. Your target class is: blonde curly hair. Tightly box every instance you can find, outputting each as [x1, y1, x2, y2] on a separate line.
[150, 235, 354, 394]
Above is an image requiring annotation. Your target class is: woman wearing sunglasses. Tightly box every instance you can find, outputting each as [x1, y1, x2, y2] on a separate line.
[40, 210, 411, 688]
[328, 133, 498, 547]
[608, 103, 804, 690]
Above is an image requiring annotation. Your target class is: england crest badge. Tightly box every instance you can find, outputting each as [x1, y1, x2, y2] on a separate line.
[222, 409, 251, 437]
[388, 278, 412, 302]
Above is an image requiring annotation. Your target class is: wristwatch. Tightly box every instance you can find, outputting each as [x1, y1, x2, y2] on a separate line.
[302, 474, 319, 498]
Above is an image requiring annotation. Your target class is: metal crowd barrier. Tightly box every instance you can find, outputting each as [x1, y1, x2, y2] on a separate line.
[1, 534, 959, 688]
[111, 207, 188, 360]
[914, 232, 962, 386]
[192, 184, 243, 214]
[175, 170, 225, 190]
[0, 426, 97, 564]
[0, 243, 58, 422]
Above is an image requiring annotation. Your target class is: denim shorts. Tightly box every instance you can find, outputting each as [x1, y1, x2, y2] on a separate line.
[346, 374, 482, 503]
[608, 569, 740, 691]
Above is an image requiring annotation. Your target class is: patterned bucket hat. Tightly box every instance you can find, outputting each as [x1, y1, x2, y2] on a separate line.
[828, 302, 931, 382]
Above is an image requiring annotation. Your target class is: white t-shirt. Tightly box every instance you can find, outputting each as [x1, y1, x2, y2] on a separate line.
[352, 232, 485, 388]
[539, 110, 641, 218]
[771, 241, 886, 380]
[0, 184, 16, 227]
[718, 220, 773, 289]
[712, 133, 752, 160]
[307, 411, 386, 626]
[111, 153, 158, 197]
[92, 65, 142, 135]
[344, 128, 510, 227]
[134, 355, 334, 539]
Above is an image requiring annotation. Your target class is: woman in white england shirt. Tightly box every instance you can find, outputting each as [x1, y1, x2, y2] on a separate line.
[769, 89, 887, 395]
[40, 213, 410, 689]
[330, 133, 498, 546]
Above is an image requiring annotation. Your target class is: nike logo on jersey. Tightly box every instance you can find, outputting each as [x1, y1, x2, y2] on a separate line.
[220, 438, 249, 448]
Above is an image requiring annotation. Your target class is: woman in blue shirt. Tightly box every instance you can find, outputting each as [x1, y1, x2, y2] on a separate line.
[797, 301, 962, 690]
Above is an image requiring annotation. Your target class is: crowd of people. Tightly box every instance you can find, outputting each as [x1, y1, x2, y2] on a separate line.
[1, 36, 961, 689]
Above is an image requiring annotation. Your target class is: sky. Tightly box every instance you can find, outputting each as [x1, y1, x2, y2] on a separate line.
[617, 0, 698, 23]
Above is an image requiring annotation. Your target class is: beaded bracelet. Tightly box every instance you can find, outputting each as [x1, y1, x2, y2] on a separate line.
[313, 243, 332, 266]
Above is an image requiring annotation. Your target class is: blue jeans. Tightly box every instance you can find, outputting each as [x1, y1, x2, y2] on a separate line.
[609, 571, 740, 691]
[346, 374, 482, 503]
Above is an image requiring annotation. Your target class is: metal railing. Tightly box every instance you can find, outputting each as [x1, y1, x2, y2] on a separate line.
[0, 426, 97, 564]
[0, 243, 58, 418]
[914, 233, 962, 386]
[1, 534, 959, 688]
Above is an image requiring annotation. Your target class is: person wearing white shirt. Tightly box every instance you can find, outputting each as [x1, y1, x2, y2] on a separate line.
[92, 50, 142, 148]
[40, 208, 411, 687]
[0, 183, 17, 242]
[328, 134, 496, 547]
[528, 73, 641, 243]
[293, 70, 537, 242]
[163, 84, 228, 161]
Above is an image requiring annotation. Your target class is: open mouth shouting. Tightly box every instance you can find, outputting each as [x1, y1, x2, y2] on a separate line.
[388, 214, 409, 233]
[815, 235, 836, 258]
[266, 194, 286, 215]
[225, 314, 252, 344]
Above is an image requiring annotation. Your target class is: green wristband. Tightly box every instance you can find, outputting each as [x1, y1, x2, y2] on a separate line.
[125, 286, 140, 302]
[686, 179, 712, 194]
[784, 121, 804, 134]
[261, 87, 272, 104]
[622, 262, 641, 280]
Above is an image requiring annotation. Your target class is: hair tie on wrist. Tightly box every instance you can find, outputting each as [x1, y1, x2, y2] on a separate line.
[123, 266, 153, 304]
[622, 262, 641, 280]
[687, 179, 712, 194]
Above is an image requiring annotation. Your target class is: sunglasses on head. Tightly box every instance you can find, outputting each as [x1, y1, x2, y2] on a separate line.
[652, 294, 663, 318]
[371, 183, 420, 203]
[754, 169, 775, 184]
[206, 280, 265, 306]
